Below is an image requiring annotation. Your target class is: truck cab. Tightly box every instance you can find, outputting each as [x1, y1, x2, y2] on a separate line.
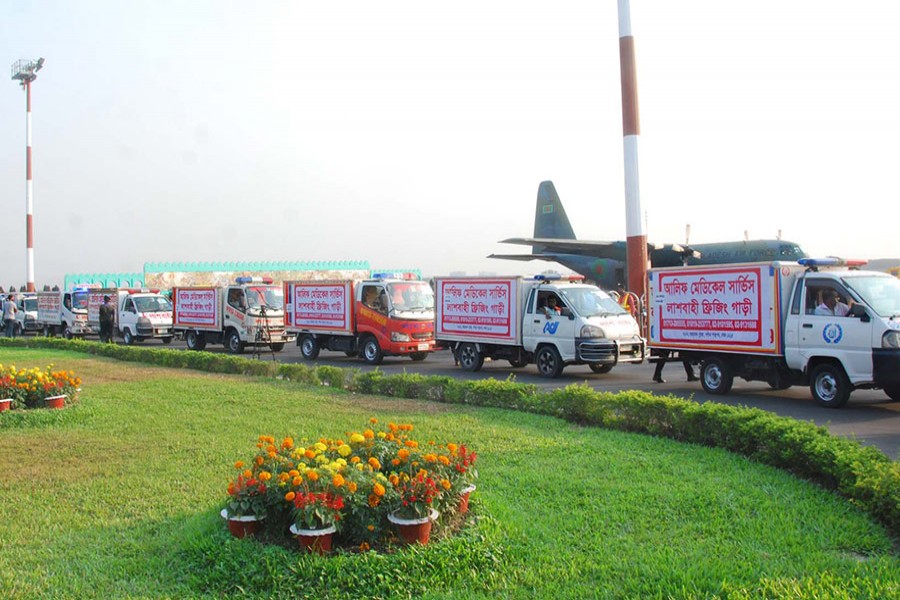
[353, 276, 436, 363]
[783, 262, 900, 406]
[117, 291, 174, 345]
[16, 294, 39, 335]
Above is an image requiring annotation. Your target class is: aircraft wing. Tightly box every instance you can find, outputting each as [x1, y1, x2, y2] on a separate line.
[498, 237, 700, 265]
[487, 253, 568, 263]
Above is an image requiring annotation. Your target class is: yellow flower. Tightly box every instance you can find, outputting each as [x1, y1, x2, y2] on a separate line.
[337, 444, 352, 457]
[314, 442, 327, 452]
[349, 433, 365, 444]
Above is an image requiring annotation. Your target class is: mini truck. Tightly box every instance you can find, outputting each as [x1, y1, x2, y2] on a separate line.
[36, 288, 94, 338]
[173, 277, 293, 353]
[435, 275, 645, 378]
[285, 273, 437, 364]
[87, 288, 174, 344]
[647, 258, 900, 407]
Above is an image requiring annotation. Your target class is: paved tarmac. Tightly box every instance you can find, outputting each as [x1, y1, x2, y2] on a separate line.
[123, 337, 900, 459]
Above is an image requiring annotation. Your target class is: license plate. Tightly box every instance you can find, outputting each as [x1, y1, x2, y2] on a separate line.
[417, 343, 429, 351]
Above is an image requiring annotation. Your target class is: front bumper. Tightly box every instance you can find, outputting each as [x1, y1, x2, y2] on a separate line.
[576, 337, 645, 364]
[873, 348, 900, 386]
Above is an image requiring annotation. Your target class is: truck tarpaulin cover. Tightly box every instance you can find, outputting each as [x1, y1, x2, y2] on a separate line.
[174, 288, 218, 327]
[437, 278, 517, 341]
[650, 265, 777, 352]
[287, 282, 352, 333]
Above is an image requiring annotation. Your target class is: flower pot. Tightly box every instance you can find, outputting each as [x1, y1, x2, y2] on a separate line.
[0, 399, 12, 413]
[290, 523, 336, 555]
[220, 508, 264, 539]
[44, 395, 67, 409]
[458, 484, 476, 515]
[388, 508, 439, 545]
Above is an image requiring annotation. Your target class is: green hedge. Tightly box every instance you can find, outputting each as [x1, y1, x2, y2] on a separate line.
[4, 336, 899, 537]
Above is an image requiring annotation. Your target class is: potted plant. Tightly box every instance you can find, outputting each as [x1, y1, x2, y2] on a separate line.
[447, 443, 478, 515]
[287, 466, 347, 554]
[0, 363, 81, 409]
[387, 468, 443, 545]
[221, 461, 269, 538]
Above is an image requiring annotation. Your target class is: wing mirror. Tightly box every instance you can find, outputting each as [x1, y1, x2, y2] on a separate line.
[849, 303, 870, 322]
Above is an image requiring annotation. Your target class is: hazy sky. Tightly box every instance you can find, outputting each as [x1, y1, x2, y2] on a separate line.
[3, 1, 899, 287]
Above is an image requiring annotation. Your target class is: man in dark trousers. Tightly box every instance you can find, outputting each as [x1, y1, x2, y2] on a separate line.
[99, 295, 115, 343]
[652, 349, 698, 383]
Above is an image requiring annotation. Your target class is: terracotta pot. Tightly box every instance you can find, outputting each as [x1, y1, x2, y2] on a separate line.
[458, 484, 476, 515]
[44, 395, 67, 409]
[0, 398, 12, 412]
[220, 509, 264, 539]
[290, 523, 336, 555]
[388, 508, 439, 545]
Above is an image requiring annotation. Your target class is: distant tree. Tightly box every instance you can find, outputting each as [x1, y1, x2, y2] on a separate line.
[52, 285, 60, 291]
[19, 285, 26, 292]
[43, 284, 51, 291]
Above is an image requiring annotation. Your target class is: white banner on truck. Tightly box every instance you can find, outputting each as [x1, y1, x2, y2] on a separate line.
[173, 288, 219, 328]
[288, 282, 352, 332]
[436, 278, 517, 340]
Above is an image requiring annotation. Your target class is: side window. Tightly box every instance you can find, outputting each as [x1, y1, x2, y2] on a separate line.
[790, 280, 803, 315]
[63, 294, 72, 310]
[227, 289, 245, 311]
[526, 289, 536, 315]
[124, 298, 135, 313]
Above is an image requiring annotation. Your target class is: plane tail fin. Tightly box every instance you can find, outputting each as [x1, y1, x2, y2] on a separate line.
[534, 181, 576, 243]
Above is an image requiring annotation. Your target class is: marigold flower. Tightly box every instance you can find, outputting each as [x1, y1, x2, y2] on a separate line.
[367, 524, 375, 532]
[306, 470, 319, 481]
[259, 471, 272, 482]
[289, 470, 300, 477]
[292, 476, 303, 486]
[243, 469, 253, 478]
[281, 437, 294, 449]
[373, 483, 386, 497]
[349, 433, 365, 444]
[438, 455, 450, 465]
[332, 474, 345, 487]
[424, 453, 437, 463]
[447, 443, 458, 453]
[389, 474, 399, 486]
[441, 479, 452, 490]
[304, 449, 317, 460]
[404, 440, 418, 449]
[284, 491, 296, 502]
[363, 429, 375, 440]
[367, 494, 380, 508]
[347, 481, 358, 493]
[314, 442, 327, 452]
[234, 461, 244, 469]
[368, 457, 381, 470]
[397, 448, 410, 460]
[278, 472, 290, 483]
[255, 456, 264, 466]
[338, 444, 352, 457]
[359, 542, 370, 552]
[350, 456, 361, 464]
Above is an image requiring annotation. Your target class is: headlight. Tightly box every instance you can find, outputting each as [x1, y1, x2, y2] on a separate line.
[580, 325, 606, 338]
[883, 331, 900, 349]
[138, 317, 152, 328]
[391, 332, 411, 342]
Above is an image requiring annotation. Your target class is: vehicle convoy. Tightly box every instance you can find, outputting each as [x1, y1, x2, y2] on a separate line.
[434, 275, 645, 378]
[285, 273, 437, 364]
[36, 288, 93, 338]
[172, 277, 293, 353]
[87, 288, 175, 344]
[647, 258, 900, 407]
[15, 294, 39, 336]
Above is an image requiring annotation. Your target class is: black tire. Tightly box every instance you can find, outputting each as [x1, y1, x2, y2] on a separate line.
[809, 363, 851, 408]
[361, 337, 383, 365]
[884, 384, 900, 402]
[185, 330, 207, 351]
[535, 345, 564, 378]
[299, 335, 320, 360]
[700, 358, 734, 395]
[457, 343, 484, 372]
[589, 364, 614, 374]
[162, 336, 173, 345]
[63, 326, 74, 340]
[123, 329, 135, 346]
[344, 350, 358, 358]
[508, 358, 528, 368]
[225, 330, 244, 354]
[269, 343, 285, 352]
[409, 352, 428, 362]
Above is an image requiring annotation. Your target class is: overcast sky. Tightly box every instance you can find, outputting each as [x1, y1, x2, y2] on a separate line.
[2, 1, 899, 287]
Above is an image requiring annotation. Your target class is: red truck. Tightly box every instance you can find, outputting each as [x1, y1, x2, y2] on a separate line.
[284, 273, 436, 364]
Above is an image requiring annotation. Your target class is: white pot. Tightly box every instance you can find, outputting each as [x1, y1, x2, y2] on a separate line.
[220, 508, 263, 522]
[460, 484, 477, 495]
[290, 523, 337, 537]
[387, 507, 439, 526]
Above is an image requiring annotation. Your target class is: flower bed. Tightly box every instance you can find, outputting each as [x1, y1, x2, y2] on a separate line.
[0, 363, 81, 410]
[223, 418, 477, 551]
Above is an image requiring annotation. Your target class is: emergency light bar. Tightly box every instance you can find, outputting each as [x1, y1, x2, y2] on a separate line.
[235, 276, 274, 284]
[530, 274, 560, 281]
[370, 272, 417, 281]
[798, 258, 868, 269]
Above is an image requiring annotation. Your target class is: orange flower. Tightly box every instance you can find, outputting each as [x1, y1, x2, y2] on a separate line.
[397, 448, 410, 460]
[367, 457, 381, 470]
[363, 429, 375, 440]
[306, 470, 319, 481]
[234, 460, 244, 469]
[350, 456, 361, 464]
[281, 437, 294, 449]
[441, 479, 451, 490]
[284, 491, 296, 502]
[404, 440, 418, 449]
[438, 455, 450, 466]
[369, 417, 378, 424]
[332, 474, 345, 487]
[447, 443, 458, 453]
[367, 494, 380, 508]
[373, 483, 385, 497]
[255, 456, 264, 466]
[389, 474, 399, 486]
[347, 481, 358, 493]
[258, 471, 272, 481]
[305, 449, 316, 460]
[292, 476, 303, 486]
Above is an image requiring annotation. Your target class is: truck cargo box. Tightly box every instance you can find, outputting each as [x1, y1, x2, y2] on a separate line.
[435, 276, 522, 345]
[285, 280, 354, 336]
[172, 287, 223, 332]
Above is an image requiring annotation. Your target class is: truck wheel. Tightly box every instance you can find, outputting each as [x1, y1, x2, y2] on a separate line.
[700, 358, 733, 395]
[884, 384, 900, 402]
[162, 336, 173, 345]
[299, 335, 320, 360]
[361, 337, 383, 365]
[409, 352, 428, 362]
[185, 330, 207, 351]
[457, 343, 484, 372]
[535, 346, 564, 378]
[269, 343, 285, 352]
[810, 363, 851, 408]
[63, 326, 74, 340]
[123, 329, 135, 345]
[225, 330, 245, 354]
[508, 358, 528, 368]
[589, 364, 614, 374]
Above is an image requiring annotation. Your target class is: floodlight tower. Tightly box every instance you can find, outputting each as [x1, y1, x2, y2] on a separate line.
[10, 57, 45, 293]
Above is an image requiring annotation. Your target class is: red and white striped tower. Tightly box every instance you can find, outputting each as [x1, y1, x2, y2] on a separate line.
[11, 58, 44, 293]
[616, 1, 647, 303]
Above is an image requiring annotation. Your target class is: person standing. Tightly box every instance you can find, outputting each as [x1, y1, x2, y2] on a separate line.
[652, 349, 697, 383]
[2, 294, 17, 338]
[99, 295, 115, 343]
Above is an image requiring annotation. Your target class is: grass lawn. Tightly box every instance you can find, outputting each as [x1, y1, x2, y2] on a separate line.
[0, 347, 898, 599]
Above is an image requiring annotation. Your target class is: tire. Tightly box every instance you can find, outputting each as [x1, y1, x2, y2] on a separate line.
[344, 350, 358, 358]
[361, 337, 383, 365]
[299, 335, 320, 360]
[162, 336, 173, 345]
[589, 364, 614, 374]
[185, 330, 207, 351]
[457, 343, 484, 372]
[700, 358, 734, 395]
[123, 329, 135, 345]
[508, 358, 528, 369]
[225, 330, 245, 354]
[269, 343, 285, 352]
[63, 326, 74, 340]
[409, 352, 428, 362]
[535, 345, 564, 378]
[809, 363, 851, 408]
[884, 384, 900, 402]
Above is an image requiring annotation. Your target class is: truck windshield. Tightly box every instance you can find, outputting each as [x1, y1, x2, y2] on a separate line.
[134, 296, 173, 312]
[23, 298, 37, 311]
[845, 275, 900, 317]
[247, 286, 284, 310]
[387, 282, 434, 311]
[72, 293, 89, 310]
[560, 287, 628, 318]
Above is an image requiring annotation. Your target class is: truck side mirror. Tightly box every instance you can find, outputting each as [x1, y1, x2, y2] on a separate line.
[849, 303, 870, 322]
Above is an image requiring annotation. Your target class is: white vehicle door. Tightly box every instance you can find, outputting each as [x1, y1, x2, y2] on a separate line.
[796, 280, 873, 382]
[522, 288, 577, 359]
[120, 297, 137, 331]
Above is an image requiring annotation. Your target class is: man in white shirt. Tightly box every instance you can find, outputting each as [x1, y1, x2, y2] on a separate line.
[815, 290, 851, 316]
